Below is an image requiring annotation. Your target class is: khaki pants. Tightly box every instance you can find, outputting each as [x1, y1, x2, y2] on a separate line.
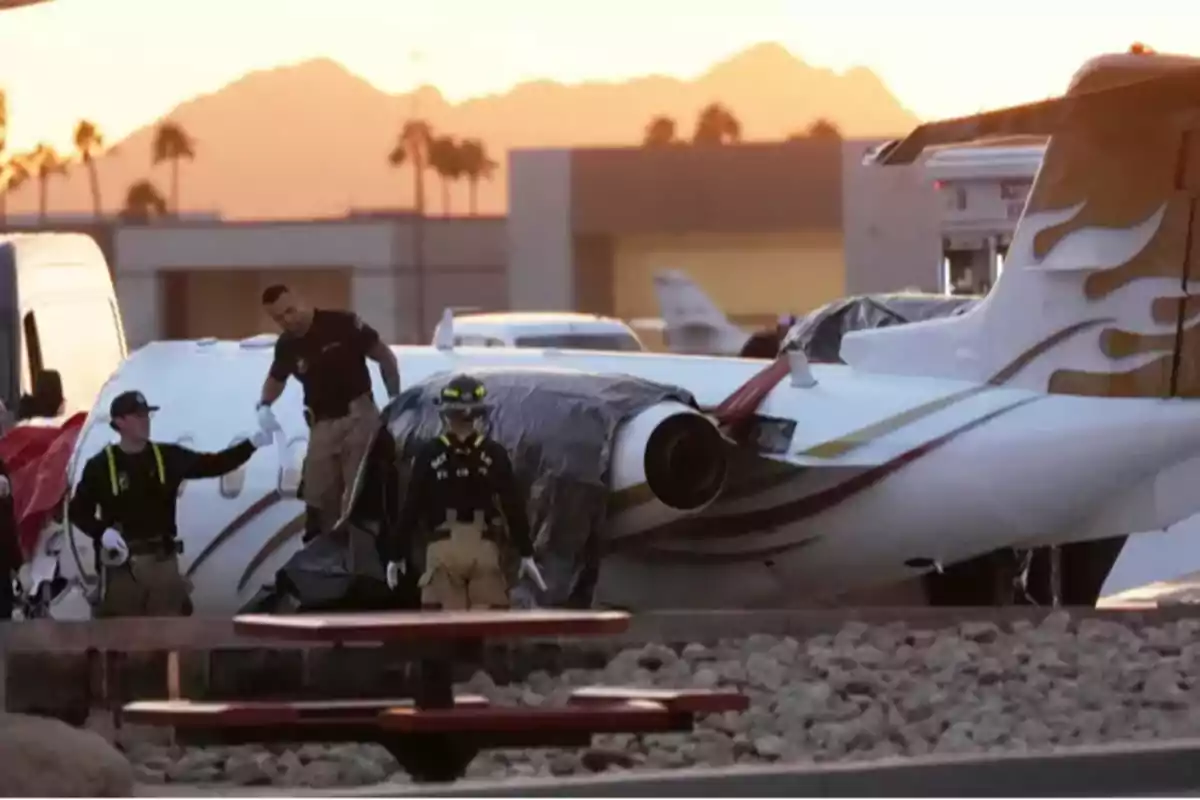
[97, 554, 192, 618]
[303, 395, 379, 531]
[419, 520, 510, 610]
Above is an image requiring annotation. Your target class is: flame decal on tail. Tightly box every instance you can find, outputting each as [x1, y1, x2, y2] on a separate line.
[859, 50, 1200, 400]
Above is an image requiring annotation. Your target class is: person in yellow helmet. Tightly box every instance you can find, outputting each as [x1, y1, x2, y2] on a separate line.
[383, 374, 546, 609]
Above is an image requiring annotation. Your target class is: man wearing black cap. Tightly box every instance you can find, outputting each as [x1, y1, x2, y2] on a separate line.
[68, 390, 274, 618]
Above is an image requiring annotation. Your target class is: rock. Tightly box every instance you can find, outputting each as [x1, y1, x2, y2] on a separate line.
[295, 760, 342, 789]
[753, 734, 787, 759]
[959, 621, 1002, 644]
[581, 747, 638, 772]
[166, 748, 224, 782]
[339, 752, 389, 786]
[0, 712, 135, 796]
[131, 765, 165, 785]
[224, 750, 274, 786]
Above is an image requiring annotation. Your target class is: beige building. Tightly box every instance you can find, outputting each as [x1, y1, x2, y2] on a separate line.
[507, 139, 941, 328]
[112, 212, 506, 349]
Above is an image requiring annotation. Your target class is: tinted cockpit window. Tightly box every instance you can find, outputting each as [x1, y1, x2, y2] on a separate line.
[514, 333, 644, 352]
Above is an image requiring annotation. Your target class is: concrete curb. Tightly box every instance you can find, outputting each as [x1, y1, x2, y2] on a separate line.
[6, 606, 1199, 655]
[132, 737, 1200, 797]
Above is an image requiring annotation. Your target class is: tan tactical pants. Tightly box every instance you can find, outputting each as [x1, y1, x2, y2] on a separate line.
[97, 553, 192, 618]
[303, 394, 379, 532]
[419, 519, 510, 610]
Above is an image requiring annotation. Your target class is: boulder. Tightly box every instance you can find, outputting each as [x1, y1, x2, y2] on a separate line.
[0, 712, 134, 797]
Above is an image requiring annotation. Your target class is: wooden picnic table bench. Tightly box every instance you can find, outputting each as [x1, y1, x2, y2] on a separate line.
[124, 610, 748, 784]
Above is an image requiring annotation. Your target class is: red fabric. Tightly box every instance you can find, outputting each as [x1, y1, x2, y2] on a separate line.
[0, 413, 87, 561]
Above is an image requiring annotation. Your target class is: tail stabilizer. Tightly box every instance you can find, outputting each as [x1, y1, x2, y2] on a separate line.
[652, 270, 750, 355]
[846, 50, 1200, 399]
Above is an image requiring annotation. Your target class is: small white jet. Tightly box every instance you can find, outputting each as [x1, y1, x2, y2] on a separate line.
[30, 47, 1200, 617]
[648, 270, 759, 356]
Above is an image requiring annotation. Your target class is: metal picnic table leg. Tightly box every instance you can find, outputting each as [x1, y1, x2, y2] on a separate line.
[386, 635, 482, 784]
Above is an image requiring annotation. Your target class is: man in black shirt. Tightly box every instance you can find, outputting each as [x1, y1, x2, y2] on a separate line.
[383, 374, 546, 609]
[69, 390, 273, 617]
[257, 285, 400, 536]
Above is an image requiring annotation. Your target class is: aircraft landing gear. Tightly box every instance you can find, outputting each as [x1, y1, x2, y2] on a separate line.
[933, 537, 1128, 608]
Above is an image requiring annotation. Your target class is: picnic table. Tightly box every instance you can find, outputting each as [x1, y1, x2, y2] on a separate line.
[122, 610, 747, 783]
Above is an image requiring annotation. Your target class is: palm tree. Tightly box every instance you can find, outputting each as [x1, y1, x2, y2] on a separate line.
[151, 120, 196, 216]
[802, 118, 842, 141]
[28, 143, 68, 223]
[387, 119, 433, 213]
[692, 103, 741, 146]
[120, 179, 168, 223]
[0, 156, 29, 226]
[427, 135, 463, 216]
[643, 115, 680, 147]
[73, 119, 106, 218]
[456, 138, 497, 217]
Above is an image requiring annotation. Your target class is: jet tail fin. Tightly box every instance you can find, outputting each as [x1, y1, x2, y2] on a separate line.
[652, 270, 749, 355]
[849, 50, 1200, 399]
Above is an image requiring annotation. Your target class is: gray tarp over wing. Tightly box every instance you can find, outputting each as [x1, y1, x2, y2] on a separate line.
[379, 367, 699, 608]
[784, 293, 980, 364]
[242, 366, 699, 613]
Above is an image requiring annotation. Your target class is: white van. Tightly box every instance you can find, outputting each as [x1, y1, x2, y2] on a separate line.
[433, 312, 646, 352]
[0, 233, 127, 419]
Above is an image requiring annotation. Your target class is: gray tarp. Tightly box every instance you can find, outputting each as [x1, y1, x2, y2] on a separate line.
[783, 293, 980, 364]
[242, 366, 697, 612]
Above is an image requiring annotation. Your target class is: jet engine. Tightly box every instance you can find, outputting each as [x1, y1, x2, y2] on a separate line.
[609, 401, 728, 514]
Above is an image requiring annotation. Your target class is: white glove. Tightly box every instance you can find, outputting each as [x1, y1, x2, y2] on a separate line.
[0, 475, 10, 498]
[385, 560, 405, 590]
[256, 404, 282, 434]
[518, 557, 548, 592]
[100, 529, 129, 567]
[249, 429, 273, 448]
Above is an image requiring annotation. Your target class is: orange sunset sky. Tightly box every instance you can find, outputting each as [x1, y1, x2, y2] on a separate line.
[0, 0, 1196, 152]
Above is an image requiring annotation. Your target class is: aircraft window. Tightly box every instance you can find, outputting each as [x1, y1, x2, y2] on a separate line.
[218, 436, 248, 498]
[279, 435, 306, 497]
[485, 338, 506, 348]
[514, 333, 644, 352]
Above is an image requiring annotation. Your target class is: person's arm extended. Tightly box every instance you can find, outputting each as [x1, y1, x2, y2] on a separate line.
[68, 458, 110, 540]
[165, 441, 256, 481]
[347, 312, 400, 397]
[489, 444, 533, 558]
[367, 340, 401, 398]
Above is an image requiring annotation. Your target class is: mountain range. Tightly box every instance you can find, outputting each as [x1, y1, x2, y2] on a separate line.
[6, 43, 919, 220]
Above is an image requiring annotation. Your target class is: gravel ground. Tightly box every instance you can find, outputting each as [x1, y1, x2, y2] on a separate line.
[118, 612, 1200, 789]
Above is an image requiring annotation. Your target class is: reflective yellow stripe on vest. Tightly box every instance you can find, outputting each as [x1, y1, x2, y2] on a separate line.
[105, 443, 165, 495]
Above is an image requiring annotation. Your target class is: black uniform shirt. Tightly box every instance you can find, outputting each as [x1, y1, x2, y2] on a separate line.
[391, 433, 533, 560]
[269, 310, 380, 420]
[69, 440, 255, 547]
